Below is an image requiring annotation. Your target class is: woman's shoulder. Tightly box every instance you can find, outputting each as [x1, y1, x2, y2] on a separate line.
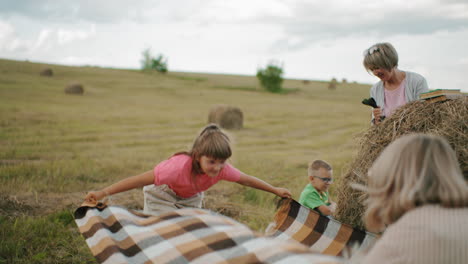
[397, 205, 468, 226]
[404, 71, 426, 81]
[379, 205, 468, 246]
[370, 81, 383, 92]
[362, 205, 468, 264]
[412, 204, 468, 214]
[390, 206, 468, 248]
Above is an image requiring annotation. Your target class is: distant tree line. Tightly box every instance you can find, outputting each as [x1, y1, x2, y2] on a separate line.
[140, 48, 286, 93]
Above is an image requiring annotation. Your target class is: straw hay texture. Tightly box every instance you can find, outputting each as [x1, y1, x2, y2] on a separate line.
[335, 97, 468, 229]
[208, 104, 243, 130]
[65, 83, 84, 95]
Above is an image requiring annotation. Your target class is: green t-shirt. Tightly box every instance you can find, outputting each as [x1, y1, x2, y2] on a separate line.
[299, 184, 330, 210]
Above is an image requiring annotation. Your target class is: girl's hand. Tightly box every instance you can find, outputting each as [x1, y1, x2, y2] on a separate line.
[275, 187, 292, 198]
[85, 190, 106, 202]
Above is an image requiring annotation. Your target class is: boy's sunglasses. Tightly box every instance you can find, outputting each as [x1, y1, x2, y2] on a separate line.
[315, 176, 333, 183]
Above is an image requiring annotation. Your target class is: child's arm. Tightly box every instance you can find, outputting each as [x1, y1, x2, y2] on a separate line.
[85, 170, 154, 202]
[317, 198, 337, 216]
[301, 191, 336, 216]
[328, 196, 337, 212]
[316, 204, 334, 216]
[237, 173, 291, 198]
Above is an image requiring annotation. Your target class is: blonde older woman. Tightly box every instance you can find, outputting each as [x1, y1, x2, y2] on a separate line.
[363, 43, 429, 124]
[356, 134, 468, 263]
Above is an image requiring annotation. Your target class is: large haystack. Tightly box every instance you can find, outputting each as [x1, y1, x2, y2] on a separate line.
[208, 105, 243, 130]
[335, 97, 468, 229]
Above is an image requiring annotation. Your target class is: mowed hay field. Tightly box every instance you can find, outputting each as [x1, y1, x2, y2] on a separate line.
[0, 58, 371, 263]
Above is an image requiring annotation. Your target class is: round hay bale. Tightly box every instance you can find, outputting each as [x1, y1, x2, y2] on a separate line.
[40, 68, 53, 77]
[64, 83, 84, 95]
[208, 105, 243, 130]
[335, 97, 468, 229]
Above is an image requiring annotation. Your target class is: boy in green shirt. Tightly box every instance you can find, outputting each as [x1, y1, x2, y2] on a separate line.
[299, 160, 337, 216]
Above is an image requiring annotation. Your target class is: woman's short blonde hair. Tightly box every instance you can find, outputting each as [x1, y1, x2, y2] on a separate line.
[363, 42, 399, 71]
[363, 134, 468, 232]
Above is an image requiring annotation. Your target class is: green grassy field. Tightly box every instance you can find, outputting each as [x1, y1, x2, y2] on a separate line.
[0, 58, 371, 263]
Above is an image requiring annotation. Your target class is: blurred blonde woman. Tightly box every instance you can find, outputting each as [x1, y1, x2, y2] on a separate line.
[356, 134, 468, 264]
[363, 43, 429, 124]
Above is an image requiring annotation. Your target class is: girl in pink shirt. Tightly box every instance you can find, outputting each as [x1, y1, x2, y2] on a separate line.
[85, 124, 291, 214]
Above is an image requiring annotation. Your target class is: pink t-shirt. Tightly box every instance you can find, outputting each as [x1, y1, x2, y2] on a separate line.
[384, 80, 407, 117]
[153, 154, 242, 198]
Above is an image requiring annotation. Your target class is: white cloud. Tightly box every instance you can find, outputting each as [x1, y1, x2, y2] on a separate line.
[268, 0, 468, 52]
[57, 24, 96, 45]
[32, 29, 53, 51]
[29, 24, 97, 52]
[59, 55, 96, 65]
[459, 57, 468, 65]
[0, 21, 28, 52]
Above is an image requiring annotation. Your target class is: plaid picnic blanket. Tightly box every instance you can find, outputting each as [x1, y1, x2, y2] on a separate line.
[265, 198, 377, 256]
[74, 202, 342, 264]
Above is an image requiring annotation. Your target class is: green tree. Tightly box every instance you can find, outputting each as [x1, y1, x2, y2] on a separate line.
[141, 48, 168, 73]
[140, 48, 153, 70]
[256, 61, 284, 93]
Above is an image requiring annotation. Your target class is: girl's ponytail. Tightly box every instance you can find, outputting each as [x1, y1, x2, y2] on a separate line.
[199, 123, 221, 136]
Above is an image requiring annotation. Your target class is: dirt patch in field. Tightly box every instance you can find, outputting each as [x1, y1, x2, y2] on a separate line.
[0, 195, 36, 218]
[204, 189, 243, 219]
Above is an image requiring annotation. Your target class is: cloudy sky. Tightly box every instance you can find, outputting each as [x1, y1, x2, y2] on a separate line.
[1, 0, 467, 91]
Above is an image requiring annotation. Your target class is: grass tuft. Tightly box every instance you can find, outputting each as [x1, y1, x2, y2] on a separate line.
[0, 210, 96, 264]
